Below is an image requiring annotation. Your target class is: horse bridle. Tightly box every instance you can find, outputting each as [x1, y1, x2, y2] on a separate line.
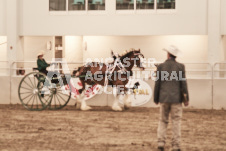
[109, 51, 144, 73]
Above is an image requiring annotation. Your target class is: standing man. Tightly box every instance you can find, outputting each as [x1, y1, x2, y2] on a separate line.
[154, 45, 189, 151]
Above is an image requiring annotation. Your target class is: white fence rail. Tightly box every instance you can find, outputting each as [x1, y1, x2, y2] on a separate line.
[1, 61, 226, 109]
[10, 61, 85, 76]
[9, 61, 213, 78]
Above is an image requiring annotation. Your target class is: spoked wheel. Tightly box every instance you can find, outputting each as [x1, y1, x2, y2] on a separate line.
[18, 72, 52, 111]
[48, 75, 71, 110]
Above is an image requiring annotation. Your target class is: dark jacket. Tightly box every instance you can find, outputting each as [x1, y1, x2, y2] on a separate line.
[37, 59, 50, 71]
[154, 59, 189, 104]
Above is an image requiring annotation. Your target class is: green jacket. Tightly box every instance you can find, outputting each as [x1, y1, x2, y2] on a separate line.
[37, 59, 50, 71]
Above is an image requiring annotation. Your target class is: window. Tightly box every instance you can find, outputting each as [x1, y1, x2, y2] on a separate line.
[116, 0, 175, 10]
[88, 0, 105, 10]
[157, 0, 175, 9]
[68, 0, 85, 11]
[116, 0, 134, 10]
[49, 0, 105, 11]
[136, 0, 154, 10]
[49, 0, 66, 11]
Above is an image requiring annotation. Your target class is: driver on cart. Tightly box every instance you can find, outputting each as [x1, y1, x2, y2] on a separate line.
[37, 51, 59, 84]
[37, 51, 50, 75]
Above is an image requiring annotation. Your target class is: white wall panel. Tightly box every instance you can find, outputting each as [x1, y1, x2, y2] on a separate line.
[64, 36, 83, 70]
[0, 0, 6, 35]
[0, 37, 7, 61]
[8, 77, 213, 110]
[19, 0, 207, 36]
[0, 75, 218, 110]
[0, 36, 8, 76]
[64, 36, 83, 62]
[222, 36, 226, 61]
[10, 77, 22, 104]
[0, 77, 10, 104]
[104, 79, 213, 109]
[83, 35, 208, 63]
[23, 36, 54, 61]
[20, 35, 208, 71]
[221, 0, 226, 35]
[187, 79, 212, 109]
[213, 79, 226, 109]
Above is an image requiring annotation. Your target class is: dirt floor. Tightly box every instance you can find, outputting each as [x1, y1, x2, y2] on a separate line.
[0, 105, 226, 151]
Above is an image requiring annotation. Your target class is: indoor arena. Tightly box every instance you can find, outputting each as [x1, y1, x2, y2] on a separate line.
[0, 0, 226, 151]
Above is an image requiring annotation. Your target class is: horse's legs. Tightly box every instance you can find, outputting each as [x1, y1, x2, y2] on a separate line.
[123, 92, 131, 110]
[112, 87, 122, 111]
[125, 87, 132, 109]
[81, 100, 91, 111]
[76, 90, 92, 111]
[75, 90, 83, 109]
[75, 80, 92, 111]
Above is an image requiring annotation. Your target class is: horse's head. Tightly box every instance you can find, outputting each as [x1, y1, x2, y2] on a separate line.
[120, 49, 145, 71]
[132, 49, 145, 70]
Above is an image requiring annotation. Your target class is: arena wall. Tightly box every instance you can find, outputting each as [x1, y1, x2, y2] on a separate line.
[19, 0, 207, 36]
[23, 36, 54, 61]
[213, 79, 226, 110]
[19, 35, 208, 64]
[0, 76, 10, 104]
[0, 0, 226, 110]
[10, 77, 23, 104]
[221, 0, 226, 35]
[2, 77, 215, 110]
[64, 36, 83, 69]
[0, 37, 7, 61]
[223, 36, 226, 60]
[107, 79, 213, 109]
[82, 35, 208, 63]
[0, 0, 6, 35]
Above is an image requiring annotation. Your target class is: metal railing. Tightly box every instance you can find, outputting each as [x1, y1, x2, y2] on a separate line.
[10, 61, 85, 76]
[213, 62, 226, 79]
[183, 62, 212, 79]
[11, 61, 43, 76]
[9, 61, 213, 78]
[0, 60, 216, 108]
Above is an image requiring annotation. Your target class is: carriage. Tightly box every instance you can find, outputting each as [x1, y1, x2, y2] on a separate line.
[18, 49, 147, 111]
[18, 67, 73, 111]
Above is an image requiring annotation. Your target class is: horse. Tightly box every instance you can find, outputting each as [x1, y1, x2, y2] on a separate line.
[74, 49, 145, 111]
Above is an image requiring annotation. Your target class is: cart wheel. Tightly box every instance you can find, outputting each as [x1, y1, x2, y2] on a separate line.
[18, 72, 52, 111]
[48, 76, 71, 110]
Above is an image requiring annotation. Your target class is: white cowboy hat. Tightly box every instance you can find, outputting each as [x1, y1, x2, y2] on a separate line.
[37, 50, 45, 57]
[163, 45, 182, 57]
